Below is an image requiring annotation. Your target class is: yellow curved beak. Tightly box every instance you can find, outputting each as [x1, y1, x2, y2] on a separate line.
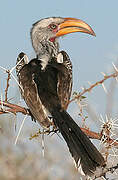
[56, 17, 96, 37]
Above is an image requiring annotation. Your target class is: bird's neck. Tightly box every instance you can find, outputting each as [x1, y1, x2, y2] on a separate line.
[33, 40, 59, 70]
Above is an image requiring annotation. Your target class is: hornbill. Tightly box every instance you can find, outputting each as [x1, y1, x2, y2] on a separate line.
[16, 17, 106, 178]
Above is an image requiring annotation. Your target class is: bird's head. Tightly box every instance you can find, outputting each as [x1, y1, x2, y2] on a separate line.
[31, 17, 95, 64]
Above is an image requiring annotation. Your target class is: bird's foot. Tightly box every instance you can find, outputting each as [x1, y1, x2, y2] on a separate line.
[29, 128, 42, 140]
[29, 126, 59, 140]
[46, 127, 59, 135]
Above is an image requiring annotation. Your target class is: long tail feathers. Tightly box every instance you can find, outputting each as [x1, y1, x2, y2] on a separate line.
[52, 109, 106, 177]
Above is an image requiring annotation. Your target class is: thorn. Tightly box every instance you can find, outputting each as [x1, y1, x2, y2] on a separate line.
[105, 114, 109, 122]
[102, 83, 108, 94]
[110, 137, 118, 147]
[87, 81, 92, 86]
[10, 56, 25, 73]
[101, 72, 107, 77]
[81, 86, 85, 91]
[0, 65, 7, 72]
[14, 114, 17, 132]
[112, 62, 118, 72]
[0, 93, 4, 110]
[99, 114, 105, 127]
[115, 76, 118, 83]
[14, 114, 27, 145]
[10, 73, 24, 92]
[102, 177, 107, 180]
[41, 129, 45, 157]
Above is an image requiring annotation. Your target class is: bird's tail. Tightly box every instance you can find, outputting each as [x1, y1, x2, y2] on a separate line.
[52, 109, 106, 177]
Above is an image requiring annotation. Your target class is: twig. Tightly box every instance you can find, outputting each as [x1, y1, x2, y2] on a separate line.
[0, 64, 23, 96]
[0, 100, 28, 115]
[69, 71, 118, 104]
[82, 127, 118, 147]
[5, 70, 11, 101]
[41, 129, 45, 157]
[92, 164, 118, 180]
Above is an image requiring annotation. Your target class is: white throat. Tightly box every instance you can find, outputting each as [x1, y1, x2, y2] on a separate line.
[39, 54, 50, 70]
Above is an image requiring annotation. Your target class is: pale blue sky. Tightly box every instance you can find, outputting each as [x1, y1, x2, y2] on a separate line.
[1, 2, 118, 178]
[1, 1, 118, 76]
[1, 0, 118, 120]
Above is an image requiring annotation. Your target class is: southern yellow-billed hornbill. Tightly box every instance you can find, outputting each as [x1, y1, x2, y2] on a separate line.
[16, 17, 106, 177]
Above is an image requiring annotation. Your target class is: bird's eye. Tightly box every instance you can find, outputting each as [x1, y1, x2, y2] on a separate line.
[49, 24, 57, 30]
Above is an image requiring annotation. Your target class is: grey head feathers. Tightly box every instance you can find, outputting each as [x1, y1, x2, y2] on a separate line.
[30, 17, 65, 69]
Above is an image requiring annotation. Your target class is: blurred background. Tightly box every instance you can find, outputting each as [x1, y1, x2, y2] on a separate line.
[0, 0, 118, 179]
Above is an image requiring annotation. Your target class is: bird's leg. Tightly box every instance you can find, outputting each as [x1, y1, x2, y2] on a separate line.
[28, 114, 58, 140]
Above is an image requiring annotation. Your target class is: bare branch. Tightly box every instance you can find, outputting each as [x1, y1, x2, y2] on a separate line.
[92, 164, 118, 180]
[0, 100, 118, 148]
[69, 71, 118, 104]
[5, 70, 11, 101]
[0, 100, 29, 115]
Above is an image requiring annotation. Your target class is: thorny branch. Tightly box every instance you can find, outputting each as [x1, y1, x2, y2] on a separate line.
[69, 70, 118, 104]
[0, 100, 118, 148]
[0, 100, 29, 115]
[0, 69, 118, 148]
[0, 64, 118, 179]
[91, 164, 118, 180]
